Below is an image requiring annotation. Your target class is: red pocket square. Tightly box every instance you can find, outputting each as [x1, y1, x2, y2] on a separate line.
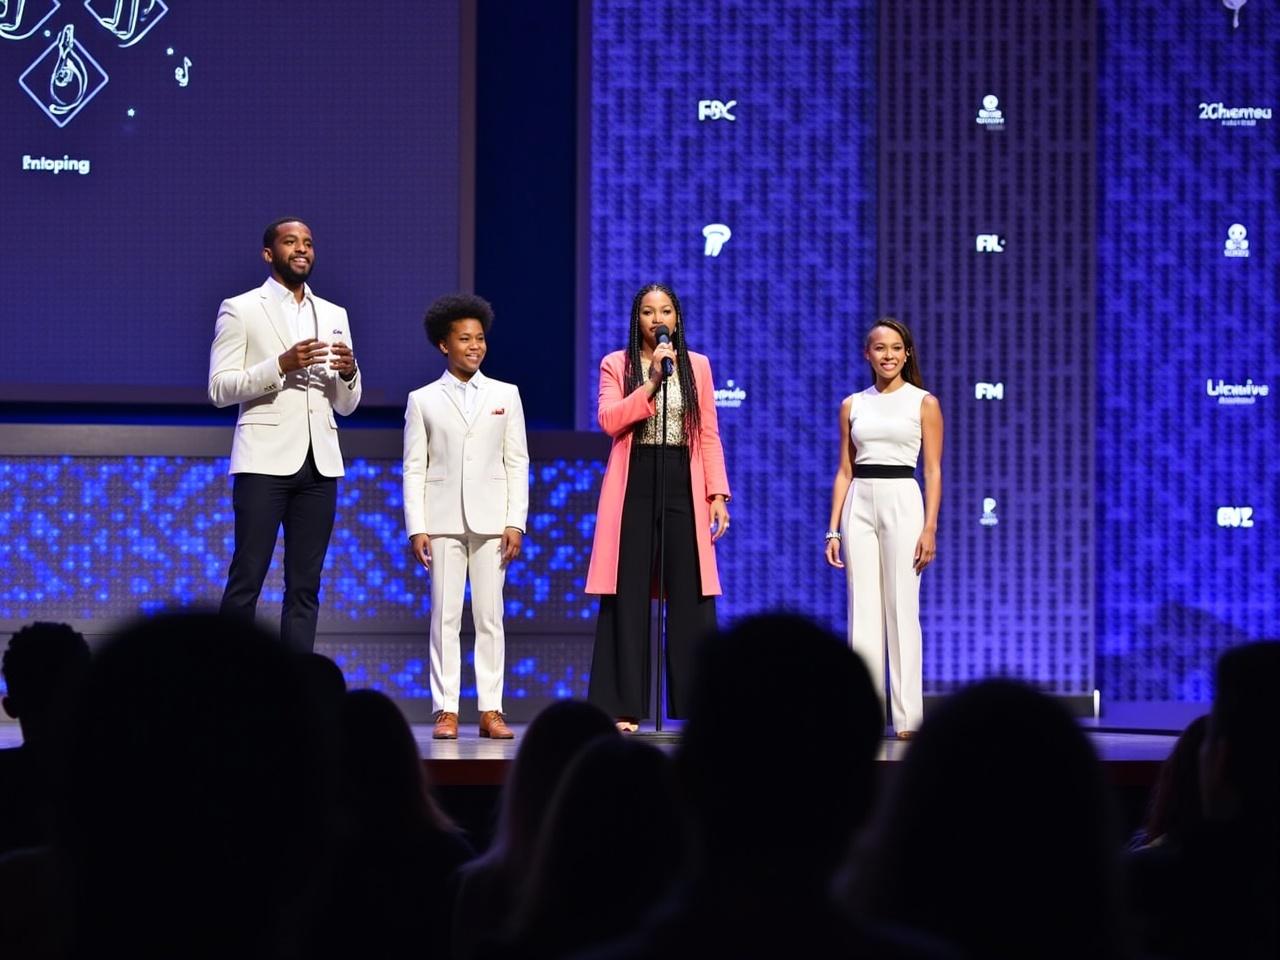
[491, 407, 505, 415]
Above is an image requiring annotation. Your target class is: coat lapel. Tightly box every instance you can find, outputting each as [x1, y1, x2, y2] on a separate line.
[467, 378, 491, 428]
[257, 282, 294, 349]
[438, 379, 468, 425]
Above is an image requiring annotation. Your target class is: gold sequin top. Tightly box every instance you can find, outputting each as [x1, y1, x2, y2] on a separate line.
[637, 363, 687, 446]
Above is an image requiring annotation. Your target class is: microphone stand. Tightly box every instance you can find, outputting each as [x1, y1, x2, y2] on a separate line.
[636, 368, 680, 742]
[655, 373, 669, 734]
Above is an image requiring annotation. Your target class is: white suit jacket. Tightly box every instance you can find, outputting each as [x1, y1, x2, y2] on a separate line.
[208, 280, 362, 477]
[402, 372, 530, 537]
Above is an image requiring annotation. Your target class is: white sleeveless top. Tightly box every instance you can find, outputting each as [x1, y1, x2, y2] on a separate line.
[848, 382, 929, 467]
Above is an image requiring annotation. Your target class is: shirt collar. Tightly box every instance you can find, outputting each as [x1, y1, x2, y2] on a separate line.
[265, 275, 312, 306]
[441, 369, 486, 390]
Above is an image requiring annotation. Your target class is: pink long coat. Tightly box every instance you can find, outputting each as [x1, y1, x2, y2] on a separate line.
[585, 349, 731, 597]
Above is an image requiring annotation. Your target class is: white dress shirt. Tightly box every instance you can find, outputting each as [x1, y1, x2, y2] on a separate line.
[443, 368, 486, 419]
[265, 275, 317, 343]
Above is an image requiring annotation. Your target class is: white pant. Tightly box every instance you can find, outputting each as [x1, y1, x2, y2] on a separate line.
[429, 532, 506, 714]
[842, 477, 924, 732]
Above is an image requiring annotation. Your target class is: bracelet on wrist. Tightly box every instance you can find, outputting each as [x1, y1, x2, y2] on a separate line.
[825, 531, 842, 541]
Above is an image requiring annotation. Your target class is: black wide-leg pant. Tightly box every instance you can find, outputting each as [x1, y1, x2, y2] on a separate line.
[219, 447, 336, 653]
[588, 445, 717, 720]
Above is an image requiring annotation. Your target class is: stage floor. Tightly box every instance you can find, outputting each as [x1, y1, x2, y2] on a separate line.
[405, 723, 1177, 787]
[0, 723, 1178, 789]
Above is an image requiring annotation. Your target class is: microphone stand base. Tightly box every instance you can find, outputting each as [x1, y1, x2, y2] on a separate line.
[628, 729, 683, 745]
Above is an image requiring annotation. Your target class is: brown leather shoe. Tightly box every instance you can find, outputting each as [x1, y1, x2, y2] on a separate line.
[479, 710, 515, 739]
[895, 730, 917, 741]
[432, 711, 459, 740]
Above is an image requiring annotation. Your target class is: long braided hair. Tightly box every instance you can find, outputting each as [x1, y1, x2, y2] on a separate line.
[623, 282, 701, 440]
[864, 316, 926, 389]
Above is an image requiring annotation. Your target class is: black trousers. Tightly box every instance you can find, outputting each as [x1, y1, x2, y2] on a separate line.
[219, 447, 337, 652]
[588, 445, 717, 720]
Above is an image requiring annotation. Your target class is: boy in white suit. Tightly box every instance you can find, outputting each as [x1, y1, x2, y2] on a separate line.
[403, 294, 529, 739]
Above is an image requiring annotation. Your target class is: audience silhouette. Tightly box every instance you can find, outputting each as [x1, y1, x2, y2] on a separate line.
[1126, 641, 1280, 959]
[842, 679, 1128, 960]
[0, 622, 90, 857]
[1128, 713, 1209, 851]
[58, 612, 336, 958]
[308, 688, 473, 959]
[452, 698, 618, 960]
[586, 612, 952, 959]
[483, 737, 685, 960]
[0, 611, 1274, 960]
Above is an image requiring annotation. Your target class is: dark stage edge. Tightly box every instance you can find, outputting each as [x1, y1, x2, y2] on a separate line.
[0, 723, 1176, 790]
[408, 724, 1177, 789]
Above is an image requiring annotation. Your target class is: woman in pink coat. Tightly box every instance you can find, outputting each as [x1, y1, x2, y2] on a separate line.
[585, 283, 731, 732]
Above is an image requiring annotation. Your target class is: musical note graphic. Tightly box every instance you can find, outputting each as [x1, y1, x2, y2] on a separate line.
[0, 0, 28, 34]
[0, 0, 61, 42]
[18, 20, 109, 126]
[84, 0, 167, 47]
[174, 55, 191, 87]
[49, 24, 86, 116]
[1223, 0, 1246, 31]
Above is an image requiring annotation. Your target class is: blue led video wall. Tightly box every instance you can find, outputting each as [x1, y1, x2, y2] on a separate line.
[873, 1, 1096, 696]
[585, 0, 1100, 697]
[585, 0, 877, 633]
[0, 455, 604, 702]
[1095, 1, 1279, 701]
[0, 456, 601, 623]
[586, 0, 1277, 703]
[0, 1, 461, 406]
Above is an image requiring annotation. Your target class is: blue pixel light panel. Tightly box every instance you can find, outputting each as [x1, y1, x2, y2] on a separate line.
[0, 456, 604, 625]
[1095, 2, 1279, 702]
[586, 0, 877, 631]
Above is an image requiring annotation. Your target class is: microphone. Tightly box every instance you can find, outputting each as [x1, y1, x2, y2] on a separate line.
[654, 325, 674, 378]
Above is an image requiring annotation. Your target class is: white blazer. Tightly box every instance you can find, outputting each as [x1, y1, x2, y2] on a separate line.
[402, 372, 530, 537]
[208, 280, 362, 477]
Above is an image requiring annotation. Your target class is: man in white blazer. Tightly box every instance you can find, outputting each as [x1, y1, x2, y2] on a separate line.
[209, 218, 362, 651]
[403, 294, 529, 739]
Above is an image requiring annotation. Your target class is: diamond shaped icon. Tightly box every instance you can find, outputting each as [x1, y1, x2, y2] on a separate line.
[18, 24, 109, 127]
[85, 0, 168, 48]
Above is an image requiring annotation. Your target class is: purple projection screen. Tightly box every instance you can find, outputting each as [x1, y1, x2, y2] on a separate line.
[1, 1, 464, 407]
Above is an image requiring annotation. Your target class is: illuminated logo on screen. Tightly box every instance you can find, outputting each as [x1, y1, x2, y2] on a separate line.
[0, 0, 61, 41]
[975, 234, 1005, 253]
[702, 223, 732, 257]
[713, 379, 746, 409]
[85, 0, 168, 48]
[1223, 223, 1250, 257]
[1223, 0, 1247, 31]
[976, 95, 1004, 128]
[1198, 101, 1271, 127]
[980, 497, 999, 527]
[974, 382, 1004, 400]
[18, 24, 109, 127]
[1216, 506, 1254, 528]
[22, 153, 90, 175]
[698, 99, 737, 121]
[1206, 378, 1270, 405]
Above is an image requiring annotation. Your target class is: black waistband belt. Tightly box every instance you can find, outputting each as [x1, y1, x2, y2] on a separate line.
[854, 464, 916, 478]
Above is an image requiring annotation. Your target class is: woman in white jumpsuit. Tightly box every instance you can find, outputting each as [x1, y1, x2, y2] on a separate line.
[825, 318, 943, 739]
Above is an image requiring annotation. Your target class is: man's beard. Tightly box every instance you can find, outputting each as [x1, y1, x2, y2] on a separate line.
[273, 252, 312, 285]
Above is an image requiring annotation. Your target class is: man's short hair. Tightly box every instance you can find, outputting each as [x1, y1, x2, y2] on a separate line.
[262, 217, 309, 248]
[423, 293, 495, 346]
[2, 622, 90, 716]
